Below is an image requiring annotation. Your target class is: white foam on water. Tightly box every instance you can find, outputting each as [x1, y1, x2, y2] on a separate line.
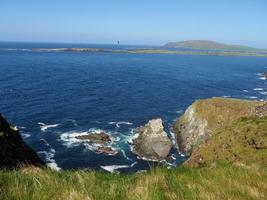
[21, 133, 31, 139]
[253, 88, 264, 91]
[260, 91, 267, 95]
[127, 131, 139, 144]
[176, 110, 183, 114]
[100, 162, 137, 173]
[259, 77, 266, 80]
[38, 122, 60, 132]
[222, 95, 231, 98]
[100, 165, 129, 173]
[121, 149, 133, 161]
[60, 128, 119, 154]
[171, 154, 177, 160]
[169, 131, 177, 146]
[108, 121, 133, 128]
[242, 90, 249, 92]
[249, 96, 258, 99]
[38, 139, 60, 171]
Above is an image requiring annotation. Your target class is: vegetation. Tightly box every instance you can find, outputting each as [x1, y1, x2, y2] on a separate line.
[0, 161, 266, 200]
[163, 40, 266, 52]
[1, 114, 267, 200]
[189, 97, 263, 134]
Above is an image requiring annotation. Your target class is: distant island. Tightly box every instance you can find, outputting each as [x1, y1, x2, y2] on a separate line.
[32, 40, 267, 57]
[163, 40, 266, 52]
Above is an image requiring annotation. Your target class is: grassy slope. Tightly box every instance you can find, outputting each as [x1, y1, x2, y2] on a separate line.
[187, 97, 264, 134]
[0, 162, 266, 200]
[1, 99, 267, 200]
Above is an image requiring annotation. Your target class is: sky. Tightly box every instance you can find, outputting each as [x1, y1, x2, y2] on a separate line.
[0, 0, 266, 48]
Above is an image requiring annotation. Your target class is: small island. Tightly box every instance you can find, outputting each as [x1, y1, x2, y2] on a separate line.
[32, 40, 267, 57]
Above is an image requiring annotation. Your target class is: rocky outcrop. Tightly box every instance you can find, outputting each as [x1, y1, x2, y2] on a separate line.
[0, 114, 45, 169]
[172, 98, 265, 156]
[132, 118, 172, 160]
[75, 132, 111, 145]
[75, 131, 116, 155]
[172, 104, 210, 156]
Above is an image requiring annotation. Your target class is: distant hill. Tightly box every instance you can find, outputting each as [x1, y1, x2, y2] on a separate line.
[164, 40, 264, 51]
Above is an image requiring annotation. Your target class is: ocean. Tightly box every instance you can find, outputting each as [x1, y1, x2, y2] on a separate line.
[0, 42, 267, 172]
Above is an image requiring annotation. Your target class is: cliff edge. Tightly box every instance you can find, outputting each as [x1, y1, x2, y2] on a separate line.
[0, 114, 45, 169]
[172, 97, 267, 166]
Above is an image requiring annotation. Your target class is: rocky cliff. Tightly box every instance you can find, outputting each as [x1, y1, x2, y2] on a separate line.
[0, 114, 45, 169]
[172, 97, 265, 156]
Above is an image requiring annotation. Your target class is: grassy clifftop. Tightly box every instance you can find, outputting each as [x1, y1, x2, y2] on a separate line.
[187, 116, 267, 167]
[1, 98, 267, 200]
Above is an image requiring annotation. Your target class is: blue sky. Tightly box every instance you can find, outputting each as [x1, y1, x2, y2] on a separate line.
[0, 0, 266, 47]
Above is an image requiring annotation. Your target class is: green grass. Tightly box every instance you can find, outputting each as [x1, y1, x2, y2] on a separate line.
[0, 163, 266, 200]
[187, 116, 267, 167]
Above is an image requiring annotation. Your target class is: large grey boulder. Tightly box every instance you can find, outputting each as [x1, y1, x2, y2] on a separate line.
[132, 118, 172, 160]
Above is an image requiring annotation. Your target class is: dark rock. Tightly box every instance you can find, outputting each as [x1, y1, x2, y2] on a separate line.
[0, 114, 45, 169]
[96, 146, 117, 155]
[75, 132, 111, 145]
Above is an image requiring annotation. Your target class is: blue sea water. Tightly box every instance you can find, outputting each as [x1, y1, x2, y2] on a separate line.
[0, 42, 267, 172]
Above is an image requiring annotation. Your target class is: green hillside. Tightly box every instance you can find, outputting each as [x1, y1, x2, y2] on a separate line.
[164, 40, 265, 51]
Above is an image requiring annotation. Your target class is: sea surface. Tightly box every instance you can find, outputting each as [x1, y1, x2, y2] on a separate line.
[1, 42, 267, 172]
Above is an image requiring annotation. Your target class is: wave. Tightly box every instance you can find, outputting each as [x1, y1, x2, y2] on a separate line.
[108, 121, 133, 128]
[121, 149, 133, 161]
[242, 90, 249, 92]
[21, 133, 31, 139]
[253, 88, 264, 91]
[248, 96, 258, 99]
[38, 122, 60, 132]
[100, 162, 137, 173]
[39, 139, 60, 171]
[260, 91, 267, 95]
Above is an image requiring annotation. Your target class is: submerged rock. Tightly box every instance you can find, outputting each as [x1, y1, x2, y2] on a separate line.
[132, 118, 172, 160]
[0, 114, 45, 169]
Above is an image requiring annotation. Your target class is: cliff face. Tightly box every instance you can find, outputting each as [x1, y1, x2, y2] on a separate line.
[172, 98, 265, 156]
[0, 114, 45, 169]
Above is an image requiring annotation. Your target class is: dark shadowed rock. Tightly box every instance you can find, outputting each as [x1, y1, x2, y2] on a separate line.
[132, 118, 172, 160]
[0, 114, 45, 169]
[75, 132, 111, 145]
